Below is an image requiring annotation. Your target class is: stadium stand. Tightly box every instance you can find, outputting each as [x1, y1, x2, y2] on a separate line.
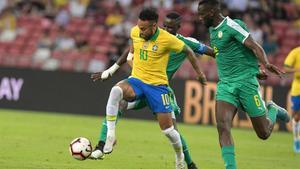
[0, 0, 299, 85]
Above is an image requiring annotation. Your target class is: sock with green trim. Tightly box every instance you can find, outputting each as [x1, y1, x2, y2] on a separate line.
[180, 135, 193, 165]
[99, 110, 123, 142]
[221, 145, 237, 169]
[266, 102, 278, 124]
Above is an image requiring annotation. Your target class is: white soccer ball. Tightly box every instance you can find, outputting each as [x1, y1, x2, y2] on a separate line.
[69, 137, 92, 160]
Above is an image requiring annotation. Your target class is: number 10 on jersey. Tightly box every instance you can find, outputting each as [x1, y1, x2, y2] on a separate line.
[140, 49, 148, 60]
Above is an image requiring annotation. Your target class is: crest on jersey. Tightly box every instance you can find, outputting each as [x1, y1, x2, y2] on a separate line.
[218, 31, 223, 38]
[152, 44, 158, 51]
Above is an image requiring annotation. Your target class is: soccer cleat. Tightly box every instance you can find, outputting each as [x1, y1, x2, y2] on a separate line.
[267, 101, 290, 123]
[90, 149, 104, 159]
[188, 162, 198, 169]
[175, 153, 185, 169]
[294, 140, 300, 153]
[89, 141, 105, 160]
[103, 130, 115, 154]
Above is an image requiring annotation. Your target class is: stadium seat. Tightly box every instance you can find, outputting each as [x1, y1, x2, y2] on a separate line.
[60, 59, 75, 71]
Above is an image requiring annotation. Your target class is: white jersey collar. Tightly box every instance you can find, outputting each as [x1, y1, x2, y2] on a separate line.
[213, 16, 227, 30]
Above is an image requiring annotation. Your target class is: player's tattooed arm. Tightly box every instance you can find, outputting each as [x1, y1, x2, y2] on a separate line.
[244, 35, 284, 77]
[116, 46, 131, 66]
[91, 47, 130, 82]
[126, 45, 134, 67]
[182, 45, 207, 85]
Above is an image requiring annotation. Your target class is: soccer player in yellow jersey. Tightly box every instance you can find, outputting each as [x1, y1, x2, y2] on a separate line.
[99, 8, 206, 169]
[284, 46, 300, 153]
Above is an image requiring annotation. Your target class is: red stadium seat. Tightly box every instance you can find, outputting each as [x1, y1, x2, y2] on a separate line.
[17, 57, 32, 68]
[60, 59, 75, 71]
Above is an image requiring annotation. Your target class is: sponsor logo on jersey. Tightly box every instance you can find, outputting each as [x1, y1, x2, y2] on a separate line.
[218, 31, 223, 38]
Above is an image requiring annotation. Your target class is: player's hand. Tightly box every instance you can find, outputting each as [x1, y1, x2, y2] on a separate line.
[265, 63, 285, 77]
[91, 72, 102, 82]
[196, 72, 207, 85]
[91, 70, 111, 82]
[257, 69, 268, 80]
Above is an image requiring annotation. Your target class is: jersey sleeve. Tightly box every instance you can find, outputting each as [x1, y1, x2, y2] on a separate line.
[284, 48, 298, 67]
[183, 37, 208, 55]
[227, 18, 250, 44]
[167, 34, 185, 53]
[130, 26, 139, 40]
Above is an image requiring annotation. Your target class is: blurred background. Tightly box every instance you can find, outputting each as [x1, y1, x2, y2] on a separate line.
[0, 0, 299, 85]
[0, 2, 299, 169]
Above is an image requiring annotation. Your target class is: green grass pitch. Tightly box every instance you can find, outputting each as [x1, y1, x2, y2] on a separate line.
[0, 109, 298, 169]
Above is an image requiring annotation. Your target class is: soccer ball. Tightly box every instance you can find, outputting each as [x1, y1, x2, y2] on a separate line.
[69, 137, 92, 160]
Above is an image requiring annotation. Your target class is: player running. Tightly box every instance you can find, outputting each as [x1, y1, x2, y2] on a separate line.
[92, 8, 206, 169]
[197, 0, 290, 168]
[284, 46, 300, 153]
[90, 12, 214, 169]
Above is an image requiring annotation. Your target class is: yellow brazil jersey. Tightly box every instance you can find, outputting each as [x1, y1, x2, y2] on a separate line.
[284, 46, 300, 96]
[130, 26, 185, 85]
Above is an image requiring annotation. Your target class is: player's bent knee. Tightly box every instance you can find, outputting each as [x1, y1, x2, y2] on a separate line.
[162, 126, 179, 142]
[110, 86, 123, 99]
[257, 131, 270, 140]
[118, 100, 128, 111]
[294, 112, 300, 121]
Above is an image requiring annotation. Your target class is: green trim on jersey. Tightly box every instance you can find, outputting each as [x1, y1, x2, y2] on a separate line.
[149, 28, 160, 41]
[167, 34, 202, 79]
[209, 16, 259, 82]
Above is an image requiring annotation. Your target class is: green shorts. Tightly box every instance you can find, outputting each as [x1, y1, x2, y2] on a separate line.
[132, 86, 181, 116]
[216, 77, 266, 117]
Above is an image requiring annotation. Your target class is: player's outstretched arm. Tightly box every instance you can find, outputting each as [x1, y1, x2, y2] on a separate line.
[182, 45, 207, 85]
[203, 46, 215, 58]
[91, 47, 130, 82]
[283, 65, 300, 74]
[244, 35, 284, 77]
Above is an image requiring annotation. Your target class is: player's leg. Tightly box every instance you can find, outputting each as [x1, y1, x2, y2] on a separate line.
[103, 79, 138, 154]
[91, 97, 148, 158]
[239, 78, 290, 140]
[157, 113, 185, 169]
[216, 82, 239, 169]
[172, 117, 197, 169]
[145, 84, 184, 169]
[169, 87, 198, 169]
[291, 96, 300, 153]
[90, 100, 127, 159]
[216, 100, 238, 169]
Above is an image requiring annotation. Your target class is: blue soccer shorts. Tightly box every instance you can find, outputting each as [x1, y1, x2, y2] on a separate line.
[127, 77, 172, 113]
[291, 96, 300, 111]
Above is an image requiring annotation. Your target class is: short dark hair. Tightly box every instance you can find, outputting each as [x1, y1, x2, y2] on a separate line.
[166, 12, 181, 21]
[198, 0, 220, 7]
[139, 7, 159, 22]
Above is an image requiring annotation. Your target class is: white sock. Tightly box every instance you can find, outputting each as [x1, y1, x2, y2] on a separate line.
[127, 101, 137, 110]
[106, 86, 123, 131]
[162, 126, 184, 158]
[293, 119, 300, 141]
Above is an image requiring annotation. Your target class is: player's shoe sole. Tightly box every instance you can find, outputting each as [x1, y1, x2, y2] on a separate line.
[267, 101, 290, 123]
